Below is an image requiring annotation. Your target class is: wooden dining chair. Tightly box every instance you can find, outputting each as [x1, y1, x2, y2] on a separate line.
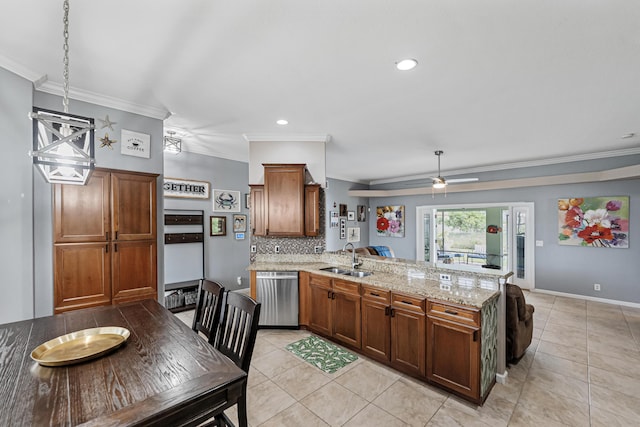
[214, 291, 261, 427]
[192, 279, 225, 344]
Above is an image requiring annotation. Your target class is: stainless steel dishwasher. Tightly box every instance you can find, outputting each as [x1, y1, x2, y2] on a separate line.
[255, 271, 299, 327]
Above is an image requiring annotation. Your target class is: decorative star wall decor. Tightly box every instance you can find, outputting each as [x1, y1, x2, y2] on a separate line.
[98, 115, 116, 130]
[99, 133, 117, 149]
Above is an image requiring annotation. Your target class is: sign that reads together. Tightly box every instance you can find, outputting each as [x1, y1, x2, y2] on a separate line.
[163, 177, 210, 199]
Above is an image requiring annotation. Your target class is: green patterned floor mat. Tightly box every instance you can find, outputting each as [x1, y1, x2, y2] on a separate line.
[285, 335, 358, 374]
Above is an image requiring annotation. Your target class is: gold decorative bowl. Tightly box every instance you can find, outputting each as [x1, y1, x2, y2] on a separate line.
[31, 327, 130, 367]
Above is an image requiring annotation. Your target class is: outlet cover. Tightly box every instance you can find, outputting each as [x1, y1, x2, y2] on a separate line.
[594, 283, 601, 291]
[314, 246, 323, 254]
[440, 273, 451, 282]
[250, 245, 257, 253]
[274, 245, 280, 253]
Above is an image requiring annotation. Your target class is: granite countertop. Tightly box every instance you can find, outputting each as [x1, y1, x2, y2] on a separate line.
[249, 262, 500, 308]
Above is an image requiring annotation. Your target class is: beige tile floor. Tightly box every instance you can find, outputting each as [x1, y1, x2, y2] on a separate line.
[174, 292, 640, 426]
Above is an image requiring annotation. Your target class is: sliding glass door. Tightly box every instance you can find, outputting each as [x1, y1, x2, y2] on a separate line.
[416, 203, 535, 289]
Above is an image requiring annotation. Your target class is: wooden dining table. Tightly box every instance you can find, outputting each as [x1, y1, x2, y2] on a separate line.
[0, 299, 247, 426]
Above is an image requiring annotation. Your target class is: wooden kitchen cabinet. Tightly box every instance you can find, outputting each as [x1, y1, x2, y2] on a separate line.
[426, 299, 481, 402]
[53, 169, 158, 313]
[304, 184, 321, 236]
[307, 274, 361, 349]
[308, 274, 333, 336]
[332, 279, 361, 348]
[361, 285, 392, 363]
[264, 164, 305, 236]
[390, 292, 426, 377]
[249, 185, 265, 236]
[250, 165, 320, 237]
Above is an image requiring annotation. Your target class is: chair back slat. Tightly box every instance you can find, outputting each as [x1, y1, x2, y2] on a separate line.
[192, 279, 225, 344]
[217, 292, 261, 373]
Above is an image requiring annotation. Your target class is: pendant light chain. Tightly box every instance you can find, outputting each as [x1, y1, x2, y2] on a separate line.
[62, 0, 70, 114]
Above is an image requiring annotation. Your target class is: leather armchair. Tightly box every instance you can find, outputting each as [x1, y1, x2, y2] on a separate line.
[505, 283, 535, 361]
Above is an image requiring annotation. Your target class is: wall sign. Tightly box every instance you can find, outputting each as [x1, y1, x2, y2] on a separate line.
[163, 177, 210, 199]
[121, 129, 150, 158]
[213, 189, 241, 212]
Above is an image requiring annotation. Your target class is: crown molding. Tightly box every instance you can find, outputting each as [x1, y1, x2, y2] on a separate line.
[369, 147, 640, 185]
[35, 79, 171, 120]
[0, 54, 45, 83]
[349, 164, 640, 197]
[243, 133, 331, 143]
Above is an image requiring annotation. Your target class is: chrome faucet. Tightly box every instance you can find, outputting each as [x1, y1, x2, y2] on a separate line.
[343, 242, 362, 269]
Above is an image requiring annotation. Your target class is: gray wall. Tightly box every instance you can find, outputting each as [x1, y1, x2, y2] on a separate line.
[369, 156, 640, 304]
[31, 91, 164, 317]
[164, 151, 251, 291]
[0, 67, 34, 324]
[325, 178, 370, 252]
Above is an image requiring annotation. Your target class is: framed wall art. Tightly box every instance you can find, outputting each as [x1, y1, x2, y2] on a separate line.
[330, 211, 339, 228]
[163, 177, 210, 199]
[347, 227, 360, 243]
[210, 216, 226, 236]
[233, 214, 247, 232]
[347, 211, 355, 221]
[121, 129, 150, 158]
[357, 205, 366, 222]
[558, 196, 629, 248]
[212, 189, 241, 212]
[340, 218, 346, 239]
[376, 205, 405, 237]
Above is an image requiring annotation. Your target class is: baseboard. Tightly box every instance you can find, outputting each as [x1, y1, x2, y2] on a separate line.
[531, 289, 640, 309]
[495, 371, 508, 384]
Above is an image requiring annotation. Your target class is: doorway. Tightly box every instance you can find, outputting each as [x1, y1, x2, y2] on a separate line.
[416, 202, 535, 289]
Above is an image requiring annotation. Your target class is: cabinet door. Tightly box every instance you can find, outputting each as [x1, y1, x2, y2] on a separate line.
[308, 282, 332, 336]
[111, 172, 157, 241]
[298, 271, 310, 326]
[426, 316, 480, 400]
[54, 243, 111, 313]
[304, 185, 320, 236]
[111, 240, 158, 304]
[332, 291, 361, 349]
[54, 170, 110, 243]
[361, 299, 391, 362]
[391, 308, 426, 377]
[264, 164, 305, 236]
[250, 185, 265, 236]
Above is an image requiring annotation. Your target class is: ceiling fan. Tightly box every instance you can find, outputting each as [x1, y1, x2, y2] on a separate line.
[431, 150, 479, 189]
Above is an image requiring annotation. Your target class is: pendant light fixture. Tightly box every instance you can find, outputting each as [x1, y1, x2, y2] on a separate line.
[29, 0, 95, 185]
[163, 130, 182, 154]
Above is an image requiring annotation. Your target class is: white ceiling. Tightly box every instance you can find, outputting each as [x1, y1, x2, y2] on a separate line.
[2, 0, 640, 184]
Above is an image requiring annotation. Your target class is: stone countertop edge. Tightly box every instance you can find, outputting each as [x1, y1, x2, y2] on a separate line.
[249, 262, 500, 309]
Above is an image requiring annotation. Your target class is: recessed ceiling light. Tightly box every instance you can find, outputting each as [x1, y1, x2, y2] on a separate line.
[396, 58, 418, 71]
[276, 119, 288, 125]
[621, 133, 636, 139]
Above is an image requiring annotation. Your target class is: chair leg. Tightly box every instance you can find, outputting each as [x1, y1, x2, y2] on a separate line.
[237, 383, 248, 427]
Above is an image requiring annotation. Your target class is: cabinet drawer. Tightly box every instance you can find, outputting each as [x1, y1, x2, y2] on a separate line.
[427, 300, 480, 327]
[362, 285, 390, 303]
[333, 279, 360, 295]
[391, 292, 425, 313]
[309, 273, 332, 289]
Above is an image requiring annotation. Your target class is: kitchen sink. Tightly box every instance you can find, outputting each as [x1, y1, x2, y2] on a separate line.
[347, 271, 372, 278]
[319, 266, 351, 274]
[319, 267, 373, 278]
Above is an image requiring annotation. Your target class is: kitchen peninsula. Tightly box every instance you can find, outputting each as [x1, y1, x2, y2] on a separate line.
[249, 252, 504, 404]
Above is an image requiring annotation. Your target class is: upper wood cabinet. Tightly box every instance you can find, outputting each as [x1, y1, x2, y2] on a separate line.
[250, 164, 320, 237]
[264, 164, 305, 236]
[304, 184, 321, 236]
[249, 185, 266, 236]
[54, 170, 110, 243]
[111, 172, 157, 241]
[53, 169, 158, 313]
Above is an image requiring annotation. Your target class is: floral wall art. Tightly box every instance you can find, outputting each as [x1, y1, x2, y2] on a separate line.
[376, 205, 405, 237]
[558, 196, 629, 248]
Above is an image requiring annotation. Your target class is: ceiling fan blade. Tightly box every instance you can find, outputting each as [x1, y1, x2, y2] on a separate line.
[446, 178, 479, 184]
